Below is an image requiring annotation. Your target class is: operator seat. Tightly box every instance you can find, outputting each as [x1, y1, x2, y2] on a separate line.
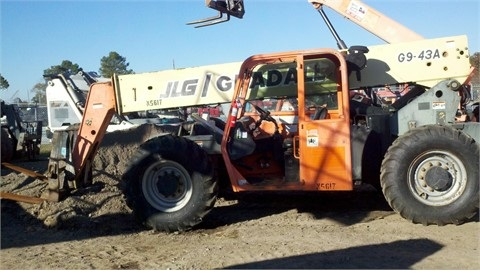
[227, 118, 256, 160]
[312, 106, 328, 120]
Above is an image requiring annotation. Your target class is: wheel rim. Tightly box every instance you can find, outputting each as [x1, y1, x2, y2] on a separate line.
[408, 150, 467, 206]
[142, 160, 192, 212]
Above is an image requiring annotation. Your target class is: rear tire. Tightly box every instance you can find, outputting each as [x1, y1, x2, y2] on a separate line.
[380, 125, 479, 225]
[1, 127, 14, 162]
[122, 135, 218, 232]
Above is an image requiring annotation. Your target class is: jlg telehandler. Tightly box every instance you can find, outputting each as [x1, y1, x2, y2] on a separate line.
[1, 0, 478, 232]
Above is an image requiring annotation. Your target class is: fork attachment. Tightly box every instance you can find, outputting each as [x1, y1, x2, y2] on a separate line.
[187, 0, 245, 28]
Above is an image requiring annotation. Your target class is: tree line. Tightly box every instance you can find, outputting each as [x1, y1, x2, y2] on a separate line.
[1, 51, 134, 104]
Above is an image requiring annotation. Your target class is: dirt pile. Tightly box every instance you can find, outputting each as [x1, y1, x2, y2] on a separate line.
[1, 124, 173, 230]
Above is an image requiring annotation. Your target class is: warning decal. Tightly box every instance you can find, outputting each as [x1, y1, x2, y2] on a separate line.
[307, 129, 319, 147]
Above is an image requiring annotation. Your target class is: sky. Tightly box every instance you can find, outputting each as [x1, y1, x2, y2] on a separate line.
[1, 0, 479, 102]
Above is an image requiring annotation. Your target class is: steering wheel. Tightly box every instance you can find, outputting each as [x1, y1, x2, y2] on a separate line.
[252, 104, 270, 119]
[251, 103, 278, 131]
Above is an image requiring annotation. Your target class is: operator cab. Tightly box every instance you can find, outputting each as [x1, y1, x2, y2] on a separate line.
[223, 51, 352, 191]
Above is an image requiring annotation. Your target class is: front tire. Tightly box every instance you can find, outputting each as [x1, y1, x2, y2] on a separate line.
[380, 125, 479, 225]
[123, 135, 218, 232]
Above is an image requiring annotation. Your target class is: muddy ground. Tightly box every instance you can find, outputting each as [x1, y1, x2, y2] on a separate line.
[1, 128, 479, 270]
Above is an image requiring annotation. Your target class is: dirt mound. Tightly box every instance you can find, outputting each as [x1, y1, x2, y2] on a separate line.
[1, 123, 175, 230]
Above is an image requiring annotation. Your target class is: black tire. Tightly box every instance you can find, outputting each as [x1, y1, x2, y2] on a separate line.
[380, 125, 479, 225]
[26, 141, 35, 160]
[1, 127, 14, 162]
[122, 135, 218, 232]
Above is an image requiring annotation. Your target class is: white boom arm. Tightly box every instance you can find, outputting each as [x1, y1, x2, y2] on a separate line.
[309, 0, 424, 44]
[191, 0, 424, 44]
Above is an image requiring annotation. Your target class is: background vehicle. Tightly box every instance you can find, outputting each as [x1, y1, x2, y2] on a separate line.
[1, 0, 478, 232]
[1, 100, 43, 161]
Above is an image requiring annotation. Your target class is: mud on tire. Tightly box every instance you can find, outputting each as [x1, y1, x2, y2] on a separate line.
[122, 134, 218, 232]
[380, 125, 479, 225]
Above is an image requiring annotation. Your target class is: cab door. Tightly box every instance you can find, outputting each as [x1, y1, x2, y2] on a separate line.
[296, 53, 353, 191]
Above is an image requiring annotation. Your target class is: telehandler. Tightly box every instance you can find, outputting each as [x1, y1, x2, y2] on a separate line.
[1, 0, 478, 232]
